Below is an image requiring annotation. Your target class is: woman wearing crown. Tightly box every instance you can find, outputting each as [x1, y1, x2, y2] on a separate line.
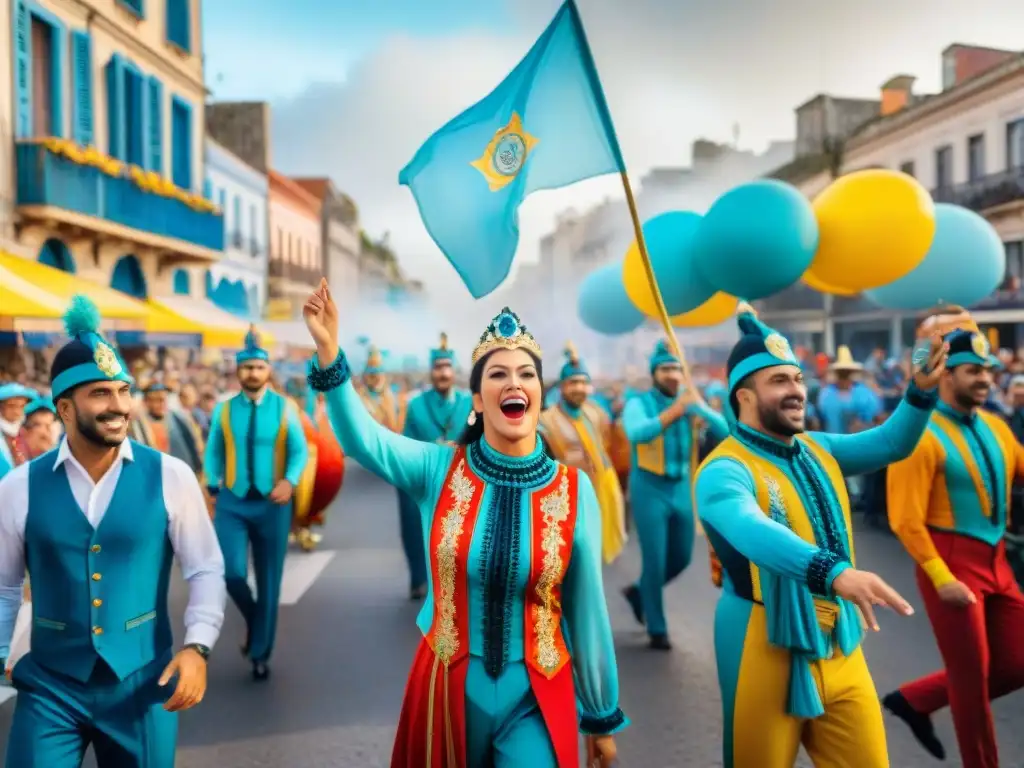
[303, 280, 625, 767]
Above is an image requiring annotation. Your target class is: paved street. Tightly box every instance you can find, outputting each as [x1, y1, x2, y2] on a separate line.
[2, 463, 1024, 766]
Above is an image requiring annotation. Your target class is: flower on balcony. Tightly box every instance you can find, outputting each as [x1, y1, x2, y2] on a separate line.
[34, 137, 220, 215]
[42, 137, 123, 176]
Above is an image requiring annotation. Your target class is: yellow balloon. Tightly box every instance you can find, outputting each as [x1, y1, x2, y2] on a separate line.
[810, 169, 935, 292]
[801, 269, 859, 296]
[671, 292, 739, 327]
[622, 239, 661, 317]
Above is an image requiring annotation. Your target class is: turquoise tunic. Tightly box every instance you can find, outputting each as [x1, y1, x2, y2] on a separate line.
[695, 387, 936, 765]
[202, 391, 308, 665]
[313, 353, 626, 762]
[621, 392, 730, 637]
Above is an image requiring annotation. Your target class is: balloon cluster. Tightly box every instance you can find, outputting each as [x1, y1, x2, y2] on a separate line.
[577, 169, 1006, 335]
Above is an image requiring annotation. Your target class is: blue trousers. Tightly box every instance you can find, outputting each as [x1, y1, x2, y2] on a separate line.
[5, 652, 175, 768]
[397, 490, 427, 591]
[214, 492, 292, 662]
[465, 658, 557, 767]
[630, 470, 695, 636]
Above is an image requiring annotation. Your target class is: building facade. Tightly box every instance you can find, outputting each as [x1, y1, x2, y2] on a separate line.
[763, 45, 1024, 357]
[293, 177, 361, 322]
[267, 170, 321, 320]
[8, 0, 222, 299]
[197, 136, 269, 318]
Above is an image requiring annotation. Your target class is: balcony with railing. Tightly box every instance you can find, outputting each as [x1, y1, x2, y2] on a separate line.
[15, 141, 224, 254]
[755, 281, 826, 314]
[268, 259, 320, 288]
[932, 167, 1024, 212]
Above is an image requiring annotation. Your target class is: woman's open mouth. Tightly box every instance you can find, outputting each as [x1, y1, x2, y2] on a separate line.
[499, 395, 528, 422]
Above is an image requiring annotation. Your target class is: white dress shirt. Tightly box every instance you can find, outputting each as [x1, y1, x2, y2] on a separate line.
[0, 438, 226, 664]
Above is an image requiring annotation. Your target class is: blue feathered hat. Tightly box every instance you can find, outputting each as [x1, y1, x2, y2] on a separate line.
[649, 339, 680, 372]
[236, 325, 269, 364]
[943, 328, 998, 369]
[50, 295, 133, 399]
[726, 302, 799, 405]
[23, 396, 55, 419]
[0, 383, 36, 404]
[559, 342, 589, 382]
[430, 332, 455, 368]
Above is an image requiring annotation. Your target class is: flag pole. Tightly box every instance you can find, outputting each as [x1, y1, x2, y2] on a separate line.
[566, 0, 692, 378]
[617, 171, 692, 379]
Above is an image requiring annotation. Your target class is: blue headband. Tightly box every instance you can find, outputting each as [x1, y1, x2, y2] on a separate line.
[236, 326, 269, 364]
[51, 296, 134, 400]
[649, 340, 680, 372]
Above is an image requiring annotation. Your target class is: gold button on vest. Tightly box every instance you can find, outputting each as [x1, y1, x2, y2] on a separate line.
[92, 626, 103, 635]
[92, 598, 102, 607]
[92, 573, 101, 581]
[91, 545, 101, 553]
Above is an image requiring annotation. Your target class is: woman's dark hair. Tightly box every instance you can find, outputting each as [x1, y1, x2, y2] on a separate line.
[456, 349, 543, 445]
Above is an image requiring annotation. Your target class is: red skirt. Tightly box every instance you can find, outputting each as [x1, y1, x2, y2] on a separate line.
[390, 639, 579, 767]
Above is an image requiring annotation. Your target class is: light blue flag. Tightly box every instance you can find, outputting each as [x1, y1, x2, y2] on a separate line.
[399, 0, 625, 298]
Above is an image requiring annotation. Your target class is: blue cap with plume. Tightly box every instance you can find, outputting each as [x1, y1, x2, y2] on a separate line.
[726, 302, 799, 404]
[944, 328, 998, 369]
[236, 325, 269, 364]
[50, 295, 133, 400]
[559, 341, 589, 382]
[430, 332, 455, 367]
[364, 343, 384, 375]
[649, 340, 680, 372]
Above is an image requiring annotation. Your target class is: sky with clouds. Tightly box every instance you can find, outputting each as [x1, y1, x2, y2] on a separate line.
[203, 0, 1024, 303]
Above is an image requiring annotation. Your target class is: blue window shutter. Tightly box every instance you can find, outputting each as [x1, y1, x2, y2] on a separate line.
[119, 0, 145, 18]
[49, 20, 66, 138]
[70, 30, 94, 145]
[234, 196, 241, 232]
[123, 66, 145, 165]
[218, 188, 226, 207]
[170, 97, 193, 189]
[147, 76, 163, 172]
[105, 54, 125, 159]
[13, 1, 32, 138]
[166, 0, 191, 52]
[203, 178, 212, 199]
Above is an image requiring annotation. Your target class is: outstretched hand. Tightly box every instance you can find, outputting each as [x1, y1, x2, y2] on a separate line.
[303, 278, 339, 367]
[912, 334, 949, 391]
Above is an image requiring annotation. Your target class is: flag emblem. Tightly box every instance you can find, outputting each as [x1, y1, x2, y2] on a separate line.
[470, 112, 539, 191]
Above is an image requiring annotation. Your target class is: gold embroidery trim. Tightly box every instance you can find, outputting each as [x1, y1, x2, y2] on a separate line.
[434, 458, 474, 665]
[533, 466, 571, 673]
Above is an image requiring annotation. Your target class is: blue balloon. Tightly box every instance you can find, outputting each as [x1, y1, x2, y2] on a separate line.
[632, 211, 716, 315]
[578, 262, 646, 336]
[694, 180, 818, 300]
[866, 204, 1005, 310]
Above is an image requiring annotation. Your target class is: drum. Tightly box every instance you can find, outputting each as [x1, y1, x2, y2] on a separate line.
[610, 420, 631, 483]
[292, 405, 344, 530]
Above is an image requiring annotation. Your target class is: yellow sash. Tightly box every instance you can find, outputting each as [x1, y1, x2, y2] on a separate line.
[698, 433, 854, 626]
[221, 395, 289, 489]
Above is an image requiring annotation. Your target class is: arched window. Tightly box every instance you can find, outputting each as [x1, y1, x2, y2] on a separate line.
[172, 269, 191, 296]
[38, 239, 76, 273]
[110, 255, 148, 299]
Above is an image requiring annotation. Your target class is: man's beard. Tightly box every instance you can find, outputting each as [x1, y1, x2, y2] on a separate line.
[241, 379, 266, 394]
[955, 386, 988, 410]
[433, 378, 452, 394]
[655, 382, 678, 398]
[77, 410, 128, 447]
[760, 401, 804, 438]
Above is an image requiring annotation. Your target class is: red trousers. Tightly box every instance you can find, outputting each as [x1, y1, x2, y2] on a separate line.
[900, 530, 1024, 768]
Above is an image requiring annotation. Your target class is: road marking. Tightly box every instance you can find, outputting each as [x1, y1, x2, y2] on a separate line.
[246, 550, 337, 605]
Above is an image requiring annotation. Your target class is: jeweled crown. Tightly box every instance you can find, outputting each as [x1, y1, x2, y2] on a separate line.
[470, 307, 543, 366]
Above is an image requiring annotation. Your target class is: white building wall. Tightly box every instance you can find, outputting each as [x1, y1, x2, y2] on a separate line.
[204, 138, 269, 313]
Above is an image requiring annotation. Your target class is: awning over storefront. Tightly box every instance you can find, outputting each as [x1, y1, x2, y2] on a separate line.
[154, 296, 275, 349]
[260, 320, 314, 349]
[0, 252, 202, 347]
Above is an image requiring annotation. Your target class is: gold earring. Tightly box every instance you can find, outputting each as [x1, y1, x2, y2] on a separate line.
[467, 411, 477, 426]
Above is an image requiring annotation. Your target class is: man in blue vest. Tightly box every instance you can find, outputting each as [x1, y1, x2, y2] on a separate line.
[204, 326, 309, 680]
[398, 332, 473, 599]
[621, 339, 730, 650]
[0, 382, 35, 480]
[0, 295, 226, 768]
